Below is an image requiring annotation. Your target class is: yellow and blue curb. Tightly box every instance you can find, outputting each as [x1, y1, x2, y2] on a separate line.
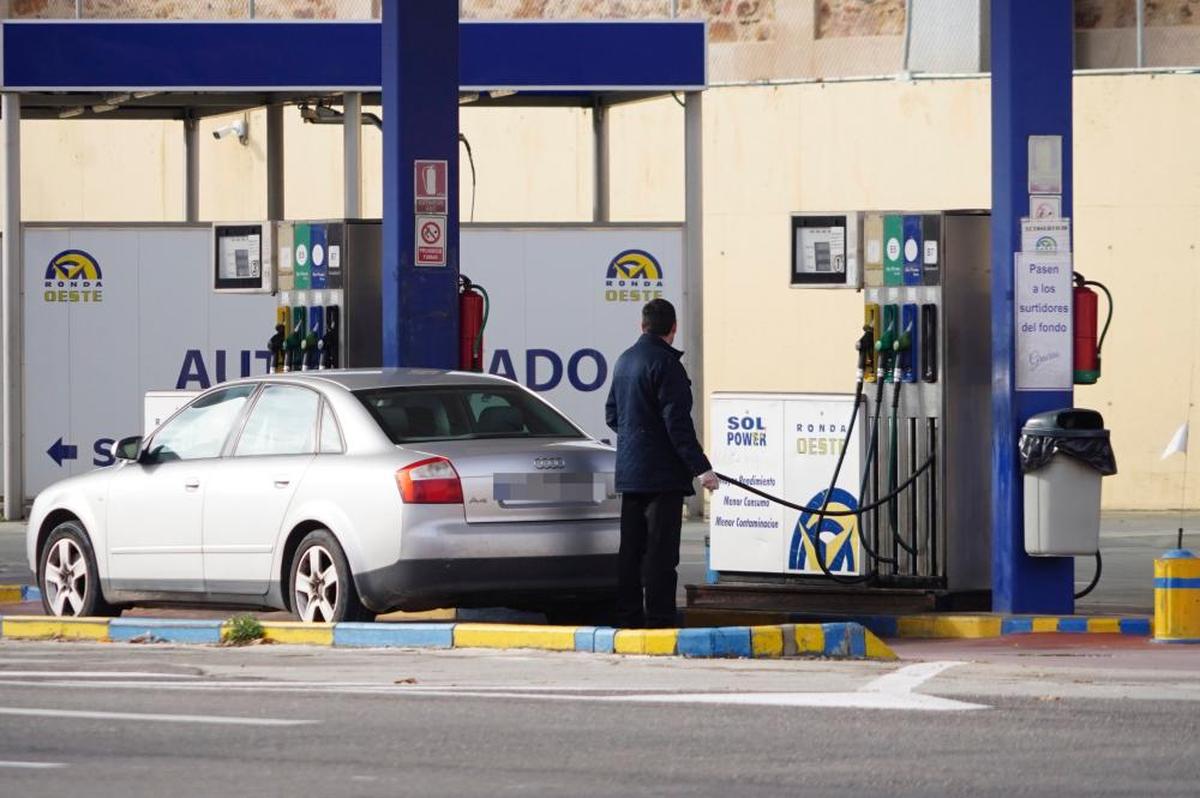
[682, 608, 1152, 640]
[0, 585, 41, 604]
[0, 584, 1152, 644]
[0, 614, 895, 660]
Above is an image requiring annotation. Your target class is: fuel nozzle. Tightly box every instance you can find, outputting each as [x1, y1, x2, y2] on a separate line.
[285, 323, 302, 372]
[268, 324, 286, 374]
[893, 320, 913, 382]
[874, 321, 896, 380]
[856, 325, 875, 381]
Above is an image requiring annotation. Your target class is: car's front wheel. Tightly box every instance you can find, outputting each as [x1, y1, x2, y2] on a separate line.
[290, 529, 372, 623]
[39, 520, 118, 618]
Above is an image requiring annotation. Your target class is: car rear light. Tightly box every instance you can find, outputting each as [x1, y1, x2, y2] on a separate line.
[396, 456, 463, 504]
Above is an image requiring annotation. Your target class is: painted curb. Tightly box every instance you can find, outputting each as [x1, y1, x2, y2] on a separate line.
[0, 585, 41, 603]
[334, 622, 455, 648]
[0, 615, 896, 660]
[110, 618, 225, 644]
[1, 615, 108, 640]
[682, 608, 1153, 640]
[0, 582, 1154, 645]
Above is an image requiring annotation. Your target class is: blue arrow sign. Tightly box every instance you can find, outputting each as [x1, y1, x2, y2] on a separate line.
[47, 438, 78, 467]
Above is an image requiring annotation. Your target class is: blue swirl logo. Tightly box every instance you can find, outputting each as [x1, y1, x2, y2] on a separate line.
[788, 487, 859, 573]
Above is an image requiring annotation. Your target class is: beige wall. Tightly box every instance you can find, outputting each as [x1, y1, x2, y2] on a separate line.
[13, 74, 1199, 509]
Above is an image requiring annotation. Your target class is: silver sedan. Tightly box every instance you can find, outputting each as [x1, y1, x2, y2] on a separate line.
[27, 369, 620, 623]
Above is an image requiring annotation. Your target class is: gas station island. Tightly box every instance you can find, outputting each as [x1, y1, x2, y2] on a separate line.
[0, 2, 1181, 629]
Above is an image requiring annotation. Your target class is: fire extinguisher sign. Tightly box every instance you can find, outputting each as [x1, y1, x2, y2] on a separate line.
[414, 160, 448, 215]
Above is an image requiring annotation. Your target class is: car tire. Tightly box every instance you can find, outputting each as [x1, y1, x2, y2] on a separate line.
[290, 529, 373, 624]
[39, 520, 119, 618]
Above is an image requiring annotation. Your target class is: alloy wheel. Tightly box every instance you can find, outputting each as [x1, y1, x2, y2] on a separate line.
[294, 545, 340, 622]
[44, 537, 88, 616]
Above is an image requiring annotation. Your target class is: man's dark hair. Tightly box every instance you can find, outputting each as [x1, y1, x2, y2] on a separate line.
[642, 298, 677, 337]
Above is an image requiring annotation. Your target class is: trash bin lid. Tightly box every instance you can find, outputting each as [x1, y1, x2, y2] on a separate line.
[1021, 408, 1108, 439]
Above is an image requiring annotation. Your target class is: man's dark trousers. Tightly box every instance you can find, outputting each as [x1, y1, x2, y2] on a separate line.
[617, 491, 684, 628]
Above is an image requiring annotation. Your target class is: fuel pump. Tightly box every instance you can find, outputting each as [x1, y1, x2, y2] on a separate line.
[709, 211, 993, 603]
[458, 275, 489, 372]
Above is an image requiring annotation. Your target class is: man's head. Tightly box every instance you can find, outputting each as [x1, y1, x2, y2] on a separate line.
[642, 298, 677, 344]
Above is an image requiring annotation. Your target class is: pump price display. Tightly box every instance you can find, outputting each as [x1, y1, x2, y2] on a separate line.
[1014, 252, 1073, 390]
[795, 226, 844, 275]
[218, 233, 260, 279]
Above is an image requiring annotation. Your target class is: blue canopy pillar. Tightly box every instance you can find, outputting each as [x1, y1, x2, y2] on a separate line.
[381, 1, 460, 369]
[990, 0, 1076, 614]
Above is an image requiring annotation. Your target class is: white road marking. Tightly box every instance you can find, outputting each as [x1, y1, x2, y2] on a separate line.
[0, 707, 314, 726]
[0, 760, 66, 769]
[860, 661, 967, 694]
[0, 662, 984, 711]
[590, 691, 985, 711]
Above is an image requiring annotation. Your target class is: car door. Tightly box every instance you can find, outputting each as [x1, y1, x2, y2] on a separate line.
[106, 384, 257, 592]
[201, 384, 322, 594]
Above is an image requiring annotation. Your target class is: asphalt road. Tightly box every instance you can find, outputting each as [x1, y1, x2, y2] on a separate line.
[0, 638, 1197, 797]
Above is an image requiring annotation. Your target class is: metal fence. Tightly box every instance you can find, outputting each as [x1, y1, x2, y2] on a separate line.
[5, 1, 1199, 78]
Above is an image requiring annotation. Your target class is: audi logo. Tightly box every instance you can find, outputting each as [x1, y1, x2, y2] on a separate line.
[534, 456, 566, 470]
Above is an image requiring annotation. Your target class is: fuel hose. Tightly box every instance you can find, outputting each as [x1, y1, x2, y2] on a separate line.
[1074, 551, 1102, 600]
[715, 457, 934, 519]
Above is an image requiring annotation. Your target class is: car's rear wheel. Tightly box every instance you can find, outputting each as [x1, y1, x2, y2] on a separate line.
[290, 529, 372, 623]
[39, 520, 118, 618]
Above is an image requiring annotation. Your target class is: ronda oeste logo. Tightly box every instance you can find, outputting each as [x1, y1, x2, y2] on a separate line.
[604, 249, 664, 303]
[43, 249, 103, 303]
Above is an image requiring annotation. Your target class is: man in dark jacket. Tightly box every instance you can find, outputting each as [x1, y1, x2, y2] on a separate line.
[605, 299, 719, 628]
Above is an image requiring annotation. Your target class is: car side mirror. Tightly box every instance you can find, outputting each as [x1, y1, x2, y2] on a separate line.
[113, 436, 143, 462]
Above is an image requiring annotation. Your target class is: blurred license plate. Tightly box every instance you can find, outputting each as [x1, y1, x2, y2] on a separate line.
[494, 473, 604, 503]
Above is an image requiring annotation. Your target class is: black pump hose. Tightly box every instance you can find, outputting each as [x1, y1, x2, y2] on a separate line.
[804, 380, 876, 585]
[856, 377, 898, 568]
[886, 377, 919, 558]
[715, 456, 934, 520]
[1074, 551, 1103, 600]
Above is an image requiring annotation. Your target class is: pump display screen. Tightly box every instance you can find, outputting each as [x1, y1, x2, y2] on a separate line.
[214, 224, 266, 291]
[791, 215, 850, 285]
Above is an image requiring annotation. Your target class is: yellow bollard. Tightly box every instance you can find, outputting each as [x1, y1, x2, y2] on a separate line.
[1154, 549, 1200, 643]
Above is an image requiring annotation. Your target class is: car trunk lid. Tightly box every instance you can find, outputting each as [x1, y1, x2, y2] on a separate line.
[402, 438, 618, 523]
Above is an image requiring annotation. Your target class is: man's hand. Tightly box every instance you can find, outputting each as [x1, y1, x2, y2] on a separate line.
[699, 470, 720, 492]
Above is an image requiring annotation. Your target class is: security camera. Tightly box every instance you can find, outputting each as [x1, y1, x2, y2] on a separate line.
[212, 118, 248, 145]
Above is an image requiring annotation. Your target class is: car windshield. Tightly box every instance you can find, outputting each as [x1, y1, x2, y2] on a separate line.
[355, 385, 584, 444]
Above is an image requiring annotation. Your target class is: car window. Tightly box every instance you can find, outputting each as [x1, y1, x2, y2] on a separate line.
[319, 402, 344, 454]
[147, 384, 256, 462]
[355, 385, 583, 444]
[234, 385, 320, 457]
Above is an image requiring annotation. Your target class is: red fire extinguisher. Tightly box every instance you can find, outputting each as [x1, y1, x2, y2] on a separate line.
[1073, 271, 1112, 385]
[459, 275, 489, 372]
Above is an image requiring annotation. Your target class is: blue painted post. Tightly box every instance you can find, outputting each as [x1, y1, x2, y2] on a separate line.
[381, 1, 460, 368]
[991, 0, 1075, 614]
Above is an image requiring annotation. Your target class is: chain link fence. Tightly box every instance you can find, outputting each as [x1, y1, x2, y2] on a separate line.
[5, 1, 1198, 76]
